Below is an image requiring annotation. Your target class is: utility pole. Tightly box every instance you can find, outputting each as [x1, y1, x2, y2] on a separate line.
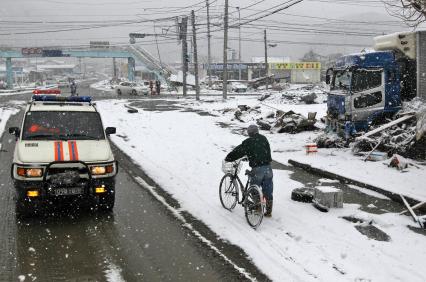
[264, 29, 269, 90]
[206, 0, 212, 88]
[237, 6, 242, 81]
[113, 58, 117, 78]
[79, 57, 83, 77]
[191, 10, 200, 100]
[223, 0, 229, 99]
[181, 16, 189, 96]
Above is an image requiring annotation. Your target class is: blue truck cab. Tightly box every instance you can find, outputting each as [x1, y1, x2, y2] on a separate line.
[326, 31, 426, 133]
[326, 51, 403, 132]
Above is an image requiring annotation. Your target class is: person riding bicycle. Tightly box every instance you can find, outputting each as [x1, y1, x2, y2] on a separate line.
[225, 124, 274, 217]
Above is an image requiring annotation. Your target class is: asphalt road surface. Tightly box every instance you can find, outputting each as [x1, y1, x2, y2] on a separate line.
[0, 84, 268, 282]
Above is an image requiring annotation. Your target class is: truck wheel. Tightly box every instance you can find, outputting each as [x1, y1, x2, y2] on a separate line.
[131, 89, 137, 96]
[291, 188, 314, 203]
[117, 89, 122, 96]
[98, 192, 115, 212]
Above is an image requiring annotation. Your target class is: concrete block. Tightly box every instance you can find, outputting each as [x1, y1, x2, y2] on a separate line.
[314, 186, 343, 209]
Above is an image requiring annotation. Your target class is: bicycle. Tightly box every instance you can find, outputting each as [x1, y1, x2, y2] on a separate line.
[219, 159, 266, 229]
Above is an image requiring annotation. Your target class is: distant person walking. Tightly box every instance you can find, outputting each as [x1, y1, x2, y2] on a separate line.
[155, 80, 161, 95]
[149, 80, 154, 95]
[70, 80, 77, 96]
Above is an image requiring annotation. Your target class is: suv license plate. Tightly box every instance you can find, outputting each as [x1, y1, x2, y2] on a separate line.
[54, 187, 83, 196]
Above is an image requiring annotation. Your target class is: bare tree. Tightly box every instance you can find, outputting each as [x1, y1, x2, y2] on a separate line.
[383, 0, 426, 27]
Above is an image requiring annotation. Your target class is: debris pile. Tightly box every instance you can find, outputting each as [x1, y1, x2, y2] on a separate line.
[313, 99, 426, 161]
[259, 84, 328, 105]
[315, 133, 345, 148]
[267, 110, 317, 133]
[225, 105, 318, 134]
[351, 99, 426, 160]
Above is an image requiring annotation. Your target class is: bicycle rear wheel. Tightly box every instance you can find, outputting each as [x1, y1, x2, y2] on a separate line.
[219, 174, 239, 211]
[244, 185, 265, 229]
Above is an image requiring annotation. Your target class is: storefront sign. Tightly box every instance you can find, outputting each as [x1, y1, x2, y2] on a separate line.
[90, 41, 110, 49]
[207, 63, 248, 71]
[42, 50, 65, 57]
[21, 48, 43, 57]
[270, 62, 321, 70]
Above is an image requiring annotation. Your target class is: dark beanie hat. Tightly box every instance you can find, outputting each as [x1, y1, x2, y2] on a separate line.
[247, 124, 259, 137]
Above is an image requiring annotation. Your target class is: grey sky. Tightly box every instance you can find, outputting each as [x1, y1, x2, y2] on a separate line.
[0, 0, 420, 62]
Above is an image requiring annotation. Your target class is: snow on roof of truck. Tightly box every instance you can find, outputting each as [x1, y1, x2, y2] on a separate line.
[334, 51, 395, 69]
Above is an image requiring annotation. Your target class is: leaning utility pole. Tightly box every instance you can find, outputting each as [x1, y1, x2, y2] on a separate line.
[206, 0, 212, 88]
[181, 17, 189, 96]
[191, 10, 200, 100]
[264, 29, 269, 90]
[223, 0, 229, 99]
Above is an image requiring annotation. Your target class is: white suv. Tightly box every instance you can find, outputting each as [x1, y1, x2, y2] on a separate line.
[116, 81, 149, 96]
[9, 95, 117, 216]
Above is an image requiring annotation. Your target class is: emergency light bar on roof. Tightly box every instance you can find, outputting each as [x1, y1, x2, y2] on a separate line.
[32, 95, 92, 103]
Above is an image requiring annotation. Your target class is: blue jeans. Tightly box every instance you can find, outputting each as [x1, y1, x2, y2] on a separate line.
[251, 164, 273, 201]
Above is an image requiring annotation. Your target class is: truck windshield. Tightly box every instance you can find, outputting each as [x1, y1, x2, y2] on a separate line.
[331, 69, 352, 91]
[351, 69, 382, 92]
[22, 111, 105, 140]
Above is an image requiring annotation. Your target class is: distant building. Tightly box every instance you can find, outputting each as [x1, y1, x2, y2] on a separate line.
[134, 65, 157, 81]
[203, 60, 321, 83]
[251, 57, 290, 63]
[270, 62, 321, 84]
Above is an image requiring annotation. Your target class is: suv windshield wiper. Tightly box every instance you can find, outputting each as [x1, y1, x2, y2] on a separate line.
[61, 134, 101, 140]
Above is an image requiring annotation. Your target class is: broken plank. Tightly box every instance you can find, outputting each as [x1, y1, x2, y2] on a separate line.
[400, 194, 424, 228]
[399, 201, 426, 215]
[358, 114, 415, 139]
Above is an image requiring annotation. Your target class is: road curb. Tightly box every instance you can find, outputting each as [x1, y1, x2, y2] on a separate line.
[288, 159, 422, 207]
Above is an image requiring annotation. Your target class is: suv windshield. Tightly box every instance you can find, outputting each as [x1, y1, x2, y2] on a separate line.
[22, 111, 105, 140]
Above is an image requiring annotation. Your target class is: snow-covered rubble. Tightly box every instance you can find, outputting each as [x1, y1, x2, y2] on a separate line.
[260, 83, 328, 105]
[349, 98, 426, 161]
[223, 104, 319, 134]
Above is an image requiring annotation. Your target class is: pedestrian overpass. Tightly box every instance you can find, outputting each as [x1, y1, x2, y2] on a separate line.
[0, 46, 175, 89]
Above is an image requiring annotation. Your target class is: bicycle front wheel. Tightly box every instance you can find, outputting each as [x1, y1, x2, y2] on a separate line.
[219, 174, 239, 211]
[244, 185, 265, 229]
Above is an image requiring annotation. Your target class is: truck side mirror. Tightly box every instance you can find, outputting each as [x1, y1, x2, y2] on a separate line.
[325, 68, 333, 85]
[105, 127, 116, 135]
[9, 127, 20, 137]
[325, 74, 330, 85]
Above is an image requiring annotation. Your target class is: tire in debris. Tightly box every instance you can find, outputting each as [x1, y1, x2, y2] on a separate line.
[291, 187, 314, 203]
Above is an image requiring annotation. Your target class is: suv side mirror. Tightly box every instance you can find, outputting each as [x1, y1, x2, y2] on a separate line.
[9, 127, 20, 137]
[105, 127, 116, 135]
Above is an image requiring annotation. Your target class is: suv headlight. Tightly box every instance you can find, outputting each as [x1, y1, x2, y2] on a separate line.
[17, 167, 43, 178]
[90, 164, 114, 175]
